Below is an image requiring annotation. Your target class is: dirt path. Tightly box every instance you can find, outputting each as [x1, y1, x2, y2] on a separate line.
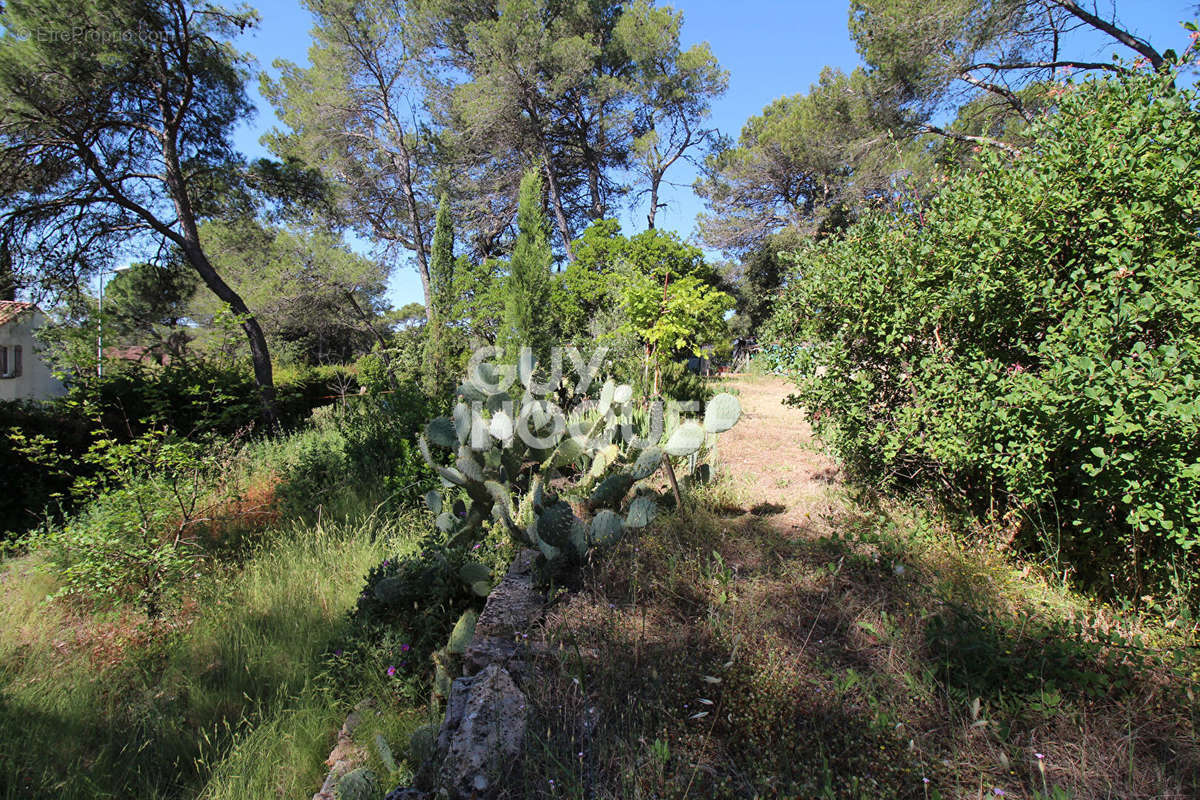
[715, 375, 841, 531]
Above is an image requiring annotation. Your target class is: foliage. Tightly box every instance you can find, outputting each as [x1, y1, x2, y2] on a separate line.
[555, 219, 626, 342]
[449, 255, 505, 345]
[277, 381, 437, 517]
[615, 0, 727, 230]
[22, 429, 233, 612]
[431, 0, 727, 253]
[558, 220, 732, 386]
[497, 170, 555, 364]
[2, 361, 361, 541]
[849, 0, 1171, 149]
[695, 66, 910, 256]
[196, 220, 389, 366]
[103, 259, 201, 359]
[622, 269, 732, 396]
[0, 400, 92, 539]
[262, 0, 441, 311]
[348, 529, 485, 699]
[732, 230, 805, 334]
[767, 65, 1200, 601]
[425, 194, 460, 394]
[78, 359, 353, 437]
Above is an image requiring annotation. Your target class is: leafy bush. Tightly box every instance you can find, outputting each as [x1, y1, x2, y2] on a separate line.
[273, 426, 351, 519]
[274, 381, 437, 516]
[768, 64, 1200, 601]
[69, 359, 358, 440]
[24, 430, 227, 612]
[351, 533, 481, 643]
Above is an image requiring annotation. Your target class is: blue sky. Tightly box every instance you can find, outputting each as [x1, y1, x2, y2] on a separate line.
[232, 1, 1199, 309]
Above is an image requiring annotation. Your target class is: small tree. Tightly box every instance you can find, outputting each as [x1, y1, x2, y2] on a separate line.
[498, 170, 554, 365]
[623, 271, 732, 396]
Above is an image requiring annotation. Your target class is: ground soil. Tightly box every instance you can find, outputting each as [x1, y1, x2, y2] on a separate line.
[713, 375, 841, 530]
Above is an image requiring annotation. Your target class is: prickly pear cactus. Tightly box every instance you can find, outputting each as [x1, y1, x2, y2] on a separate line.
[335, 767, 379, 800]
[417, 351, 743, 571]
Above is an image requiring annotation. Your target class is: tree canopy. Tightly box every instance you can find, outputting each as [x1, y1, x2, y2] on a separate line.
[695, 66, 908, 256]
[0, 0, 279, 414]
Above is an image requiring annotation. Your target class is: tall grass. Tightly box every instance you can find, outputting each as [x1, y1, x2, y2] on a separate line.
[0, 511, 423, 800]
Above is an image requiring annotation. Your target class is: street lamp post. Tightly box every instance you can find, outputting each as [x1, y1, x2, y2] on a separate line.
[97, 265, 131, 378]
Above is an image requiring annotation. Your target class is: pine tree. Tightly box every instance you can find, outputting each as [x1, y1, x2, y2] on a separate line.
[499, 170, 554, 365]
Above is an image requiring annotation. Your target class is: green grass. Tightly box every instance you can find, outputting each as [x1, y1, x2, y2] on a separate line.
[0, 511, 424, 800]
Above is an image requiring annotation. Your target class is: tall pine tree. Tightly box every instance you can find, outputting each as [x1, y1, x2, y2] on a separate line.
[499, 170, 554, 365]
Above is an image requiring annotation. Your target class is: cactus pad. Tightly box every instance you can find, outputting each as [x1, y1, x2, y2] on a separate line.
[535, 501, 580, 547]
[456, 446, 485, 482]
[597, 379, 616, 415]
[589, 472, 635, 509]
[631, 446, 663, 480]
[490, 410, 514, 443]
[447, 609, 478, 654]
[335, 768, 379, 800]
[409, 724, 437, 766]
[426, 416, 458, 448]
[459, 561, 491, 586]
[590, 509, 624, 547]
[624, 495, 657, 528]
[703, 393, 742, 433]
[664, 421, 706, 457]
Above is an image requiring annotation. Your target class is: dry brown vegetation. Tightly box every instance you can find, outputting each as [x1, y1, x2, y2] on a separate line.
[509, 377, 1200, 800]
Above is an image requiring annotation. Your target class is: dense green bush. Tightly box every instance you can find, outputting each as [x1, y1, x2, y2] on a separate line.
[24, 430, 228, 612]
[768, 65, 1200, 601]
[85, 360, 355, 436]
[1, 361, 364, 540]
[275, 382, 436, 516]
[348, 530, 485, 698]
[0, 401, 92, 539]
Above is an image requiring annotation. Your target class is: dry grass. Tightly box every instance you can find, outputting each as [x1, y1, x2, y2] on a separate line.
[508, 376, 1200, 800]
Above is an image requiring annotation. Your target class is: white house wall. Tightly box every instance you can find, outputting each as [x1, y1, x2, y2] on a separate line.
[0, 311, 67, 403]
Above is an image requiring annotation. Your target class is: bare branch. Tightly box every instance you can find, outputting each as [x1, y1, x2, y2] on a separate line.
[1050, 0, 1164, 69]
[918, 124, 1023, 156]
[966, 59, 1130, 74]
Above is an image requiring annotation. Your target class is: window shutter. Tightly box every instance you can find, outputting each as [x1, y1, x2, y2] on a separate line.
[12, 345, 20, 377]
[0, 346, 7, 376]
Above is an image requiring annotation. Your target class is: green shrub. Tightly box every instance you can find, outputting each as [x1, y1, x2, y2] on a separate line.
[24, 431, 223, 612]
[768, 63, 1200, 602]
[0, 400, 92, 540]
[273, 426, 351, 519]
[274, 382, 437, 516]
[346, 531, 484, 700]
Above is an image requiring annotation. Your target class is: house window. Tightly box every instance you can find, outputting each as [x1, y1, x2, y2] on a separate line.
[0, 345, 16, 379]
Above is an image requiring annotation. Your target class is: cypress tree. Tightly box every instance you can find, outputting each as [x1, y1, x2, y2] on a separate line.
[499, 170, 554, 365]
[425, 194, 456, 391]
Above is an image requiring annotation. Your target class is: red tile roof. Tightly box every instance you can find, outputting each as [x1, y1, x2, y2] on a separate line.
[0, 301, 35, 327]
